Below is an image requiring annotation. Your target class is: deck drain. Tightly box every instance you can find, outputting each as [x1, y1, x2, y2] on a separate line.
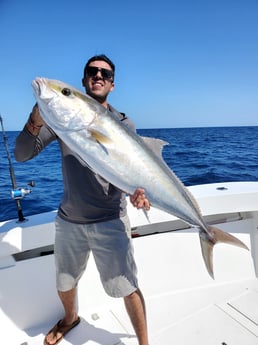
[91, 313, 100, 320]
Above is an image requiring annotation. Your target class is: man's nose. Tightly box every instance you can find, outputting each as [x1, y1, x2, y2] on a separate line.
[96, 70, 103, 78]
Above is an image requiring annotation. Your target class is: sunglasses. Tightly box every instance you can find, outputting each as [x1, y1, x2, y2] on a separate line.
[85, 66, 114, 80]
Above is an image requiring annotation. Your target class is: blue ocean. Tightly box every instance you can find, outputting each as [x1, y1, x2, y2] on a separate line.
[1, 127, 258, 222]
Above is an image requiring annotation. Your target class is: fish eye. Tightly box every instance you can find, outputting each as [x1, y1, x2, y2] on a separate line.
[61, 88, 71, 96]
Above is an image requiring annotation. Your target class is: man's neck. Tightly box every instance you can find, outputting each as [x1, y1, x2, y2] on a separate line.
[87, 93, 108, 108]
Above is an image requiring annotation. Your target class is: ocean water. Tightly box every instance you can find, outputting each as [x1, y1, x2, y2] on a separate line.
[1, 127, 258, 221]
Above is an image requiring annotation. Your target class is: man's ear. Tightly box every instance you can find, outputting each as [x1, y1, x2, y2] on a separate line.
[110, 81, 115, 92]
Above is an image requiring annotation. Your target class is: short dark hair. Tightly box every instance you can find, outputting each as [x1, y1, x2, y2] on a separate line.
[83, 54, 115, 78]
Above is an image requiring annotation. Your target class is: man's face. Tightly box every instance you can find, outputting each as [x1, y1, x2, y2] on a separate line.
[82, 60, 114, 104]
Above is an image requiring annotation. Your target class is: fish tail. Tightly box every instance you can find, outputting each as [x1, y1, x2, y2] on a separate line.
[199, 225, 249, 279]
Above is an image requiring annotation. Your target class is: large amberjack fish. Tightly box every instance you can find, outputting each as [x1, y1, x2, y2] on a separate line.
[32, 77, 248, 278]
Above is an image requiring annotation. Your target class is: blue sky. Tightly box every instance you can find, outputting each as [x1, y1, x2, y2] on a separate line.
[0, 0, 257, 130]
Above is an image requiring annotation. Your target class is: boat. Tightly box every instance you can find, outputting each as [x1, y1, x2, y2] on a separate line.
[1, 181, 258, 344]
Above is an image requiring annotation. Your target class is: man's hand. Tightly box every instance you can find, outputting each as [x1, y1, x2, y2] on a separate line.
[130, 188, 150, 211]
[30, 103, 45, 127]
[26, 103, 45, 136]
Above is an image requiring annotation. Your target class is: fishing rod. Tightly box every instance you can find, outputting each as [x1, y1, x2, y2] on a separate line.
[0, 114, 34, 222]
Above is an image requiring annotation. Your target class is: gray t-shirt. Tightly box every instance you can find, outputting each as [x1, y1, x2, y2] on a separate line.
[14, 105, 136, 224]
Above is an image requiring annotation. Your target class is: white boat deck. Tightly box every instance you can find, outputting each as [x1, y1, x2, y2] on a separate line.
[1, 182, 258, 344]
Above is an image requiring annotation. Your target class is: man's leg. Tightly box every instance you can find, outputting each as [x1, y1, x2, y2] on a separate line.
[58, 288, 78, 324]
[44, 288, 79, 345]
[91, 217, 149, 344]
[124, 288, 149, 345]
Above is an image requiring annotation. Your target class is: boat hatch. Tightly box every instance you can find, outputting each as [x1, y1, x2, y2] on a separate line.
[151, 303, 258, 345]
[227, 291, 258, 326]
[217, 290, 258, 338]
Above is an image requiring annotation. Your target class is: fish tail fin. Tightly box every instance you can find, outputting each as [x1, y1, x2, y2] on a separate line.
[199, 226, 249, 279]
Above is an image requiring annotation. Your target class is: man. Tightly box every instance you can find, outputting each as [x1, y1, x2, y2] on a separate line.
[14, 54, 150, 345]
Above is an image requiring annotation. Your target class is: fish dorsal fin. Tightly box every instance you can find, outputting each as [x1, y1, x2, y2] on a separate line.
[141, 136, 169, 157]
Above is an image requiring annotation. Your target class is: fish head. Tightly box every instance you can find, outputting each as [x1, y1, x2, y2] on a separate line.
[32, 77, 100, 131]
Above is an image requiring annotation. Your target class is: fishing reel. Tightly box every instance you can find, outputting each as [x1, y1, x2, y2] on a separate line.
[11, 181, 35, 200]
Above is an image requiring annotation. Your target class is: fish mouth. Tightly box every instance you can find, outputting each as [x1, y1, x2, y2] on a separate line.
[32, 78, 43, 96]
[32, 77, 53, 103]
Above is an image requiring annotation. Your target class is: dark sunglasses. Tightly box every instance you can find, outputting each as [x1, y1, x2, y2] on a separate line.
[86, 66, 114, 80]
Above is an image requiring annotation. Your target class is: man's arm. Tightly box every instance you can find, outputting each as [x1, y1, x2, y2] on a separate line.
[14, 104, 56, 162]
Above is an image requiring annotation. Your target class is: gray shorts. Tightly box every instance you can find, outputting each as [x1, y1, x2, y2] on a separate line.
[54, 215, 138, 297]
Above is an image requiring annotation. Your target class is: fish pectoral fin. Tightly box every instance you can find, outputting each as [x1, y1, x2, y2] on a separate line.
[89, 129, 113, 144]
[199, 226, 249, 280]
